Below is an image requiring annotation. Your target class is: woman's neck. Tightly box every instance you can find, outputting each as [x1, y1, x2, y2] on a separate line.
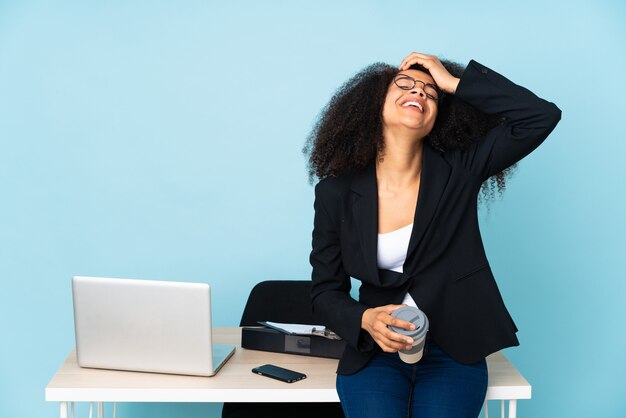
[376, 132, 424, 190]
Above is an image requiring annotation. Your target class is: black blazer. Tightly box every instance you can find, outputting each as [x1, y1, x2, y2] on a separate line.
[310, 60, 561, 375]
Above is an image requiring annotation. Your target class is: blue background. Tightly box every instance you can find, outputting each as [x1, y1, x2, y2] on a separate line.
[1, 1, 625, 417]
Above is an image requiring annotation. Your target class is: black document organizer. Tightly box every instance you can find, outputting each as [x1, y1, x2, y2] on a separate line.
[241, 326, 346, 359]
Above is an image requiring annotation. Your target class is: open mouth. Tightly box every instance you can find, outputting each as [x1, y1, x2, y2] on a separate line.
[401, 100, 424, 113]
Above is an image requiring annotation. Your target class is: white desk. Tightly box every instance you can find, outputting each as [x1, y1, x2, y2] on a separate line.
[46, 327, 530, 418]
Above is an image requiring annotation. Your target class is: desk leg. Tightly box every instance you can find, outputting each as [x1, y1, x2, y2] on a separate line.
[60, 402, 68, 418]
[98, 402, 104, 418]
[483, 399, 518, 418]
[508, 400, 517, 418]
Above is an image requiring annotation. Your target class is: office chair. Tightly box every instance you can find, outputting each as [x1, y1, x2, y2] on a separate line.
[221, 280, 346, 418]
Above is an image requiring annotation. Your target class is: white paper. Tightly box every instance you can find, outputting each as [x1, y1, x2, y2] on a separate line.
[264, 321, 326, 335]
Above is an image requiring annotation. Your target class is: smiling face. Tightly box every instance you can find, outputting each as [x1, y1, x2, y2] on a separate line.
[381, 69, 439, 140]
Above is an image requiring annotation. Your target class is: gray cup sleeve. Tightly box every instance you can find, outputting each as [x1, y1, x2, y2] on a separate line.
[401, 338, 426, 355]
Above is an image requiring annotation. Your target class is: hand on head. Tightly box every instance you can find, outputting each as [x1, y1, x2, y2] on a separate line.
[399, 52, 460, 95]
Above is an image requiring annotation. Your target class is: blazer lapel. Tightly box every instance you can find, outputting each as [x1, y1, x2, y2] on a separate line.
[349, 143, 452, 286]
[349, 164, 380, 285]
[406, 143, 452, 262]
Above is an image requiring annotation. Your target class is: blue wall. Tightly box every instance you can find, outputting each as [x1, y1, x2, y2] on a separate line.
[1, 1, 625, 417]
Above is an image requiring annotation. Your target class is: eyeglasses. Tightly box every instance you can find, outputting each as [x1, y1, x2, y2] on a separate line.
[393, 75, 442, 101]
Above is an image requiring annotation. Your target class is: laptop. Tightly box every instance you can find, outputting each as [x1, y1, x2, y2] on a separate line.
[72, 276, 235, 376]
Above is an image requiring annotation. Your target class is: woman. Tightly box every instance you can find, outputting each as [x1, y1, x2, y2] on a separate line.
[305, 52, 561, 418]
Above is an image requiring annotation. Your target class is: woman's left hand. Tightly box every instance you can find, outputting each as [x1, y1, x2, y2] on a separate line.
[399, 52, 460, 94]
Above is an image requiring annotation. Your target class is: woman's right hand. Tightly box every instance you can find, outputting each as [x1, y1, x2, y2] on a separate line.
[399, 52, 460, 94]
[361, 305, 416, 352]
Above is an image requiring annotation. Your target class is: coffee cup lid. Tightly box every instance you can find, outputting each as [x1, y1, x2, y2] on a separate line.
[389, 306, 429, 339]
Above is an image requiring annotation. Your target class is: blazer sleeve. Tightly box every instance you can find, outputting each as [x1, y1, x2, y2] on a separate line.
[309, 180, 375, 352]
[453, 60, 562, 181]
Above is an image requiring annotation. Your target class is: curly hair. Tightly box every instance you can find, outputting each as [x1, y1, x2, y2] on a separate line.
[303, 60, 515, 201]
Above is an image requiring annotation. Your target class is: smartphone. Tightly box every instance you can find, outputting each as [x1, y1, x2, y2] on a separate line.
[251, 364, 307, 383]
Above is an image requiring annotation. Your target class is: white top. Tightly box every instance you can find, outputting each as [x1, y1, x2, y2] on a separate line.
[377, 224, 418, 308]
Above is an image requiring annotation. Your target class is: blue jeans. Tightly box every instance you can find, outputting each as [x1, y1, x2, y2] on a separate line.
[336, 337, 488, 418]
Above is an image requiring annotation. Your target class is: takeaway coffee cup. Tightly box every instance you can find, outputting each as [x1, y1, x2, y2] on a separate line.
[388, 306, 429, 364]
